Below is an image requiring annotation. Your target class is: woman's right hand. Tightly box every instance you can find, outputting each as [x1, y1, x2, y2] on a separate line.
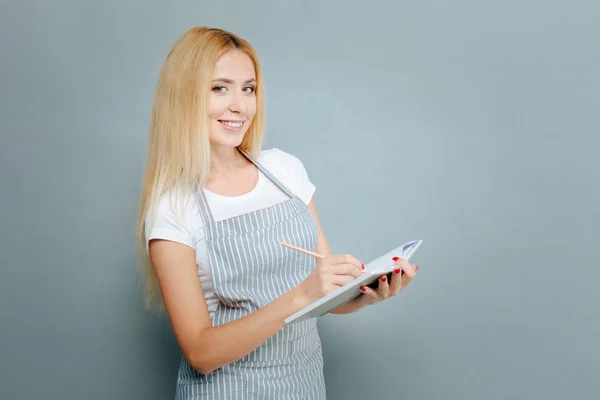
[297, 254, 365, 304]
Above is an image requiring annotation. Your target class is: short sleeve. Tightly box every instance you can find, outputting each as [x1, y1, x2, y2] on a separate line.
[146, 191, 198, 249]
[269, 148, 316, 204]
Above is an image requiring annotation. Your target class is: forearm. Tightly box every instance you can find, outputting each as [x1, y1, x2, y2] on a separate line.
[189, 286, 309, 374]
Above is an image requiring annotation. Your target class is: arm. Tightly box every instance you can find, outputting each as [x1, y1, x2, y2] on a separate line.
[149, 239, 311, 375]
[306, 198, 368, 315]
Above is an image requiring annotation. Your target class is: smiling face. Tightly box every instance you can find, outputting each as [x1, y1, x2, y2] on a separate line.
[208, 50, 257, 149]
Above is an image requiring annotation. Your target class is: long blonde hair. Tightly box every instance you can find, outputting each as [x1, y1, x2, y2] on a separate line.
[136, 26, 265, 313]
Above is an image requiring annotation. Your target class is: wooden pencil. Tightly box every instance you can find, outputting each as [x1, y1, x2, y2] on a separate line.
[280, 242, 325, 259]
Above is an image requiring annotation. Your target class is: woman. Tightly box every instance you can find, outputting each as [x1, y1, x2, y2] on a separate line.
[136, 26, 418, 399]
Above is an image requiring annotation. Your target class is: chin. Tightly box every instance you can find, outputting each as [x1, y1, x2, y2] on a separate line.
[210, 132, 247, 149]
[215, 137, 244, 148]
[210, 121, 250, 148]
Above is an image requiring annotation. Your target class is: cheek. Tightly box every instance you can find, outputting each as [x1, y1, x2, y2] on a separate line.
[247, 97, 257, 118]
[208, 96, 227, 118]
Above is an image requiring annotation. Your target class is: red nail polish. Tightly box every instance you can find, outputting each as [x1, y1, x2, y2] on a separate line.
[361, 264, 365, 269]
[392, 257, 399, 261]
[360, 287, 366, 292]
[394, 267, 401, 274]
[415, 266, 419, 271]
[381, 276, 387, 282]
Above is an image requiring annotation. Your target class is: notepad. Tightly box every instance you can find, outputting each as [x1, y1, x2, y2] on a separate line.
[284, 239, 423, 325]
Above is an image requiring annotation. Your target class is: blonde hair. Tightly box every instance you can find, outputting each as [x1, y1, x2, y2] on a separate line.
[135, 26, 265, 313]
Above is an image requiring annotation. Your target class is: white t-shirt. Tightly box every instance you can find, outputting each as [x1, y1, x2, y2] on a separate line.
[147, 148, 316, 317]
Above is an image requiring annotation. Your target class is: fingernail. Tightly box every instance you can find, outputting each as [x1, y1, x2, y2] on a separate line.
[392, 257, 399, 261]
[415, 266, 419, 271]
[394, 267, 401, 274]
[361, 263, 365, 270]
[381, 276, 387, 282]
[360, 287, 366, 292]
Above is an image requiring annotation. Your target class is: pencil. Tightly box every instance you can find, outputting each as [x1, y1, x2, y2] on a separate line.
[280, 242, 325, 259]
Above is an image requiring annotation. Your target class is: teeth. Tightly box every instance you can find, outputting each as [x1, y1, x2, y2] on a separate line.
[222, 121, 243, 128]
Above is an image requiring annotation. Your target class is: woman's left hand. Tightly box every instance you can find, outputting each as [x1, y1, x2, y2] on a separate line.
[358, 257, 418, 306]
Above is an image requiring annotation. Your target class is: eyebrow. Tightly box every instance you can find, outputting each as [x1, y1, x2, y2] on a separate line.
[212, 78, 257, 84]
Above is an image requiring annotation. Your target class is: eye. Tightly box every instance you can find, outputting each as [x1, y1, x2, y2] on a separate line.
[212, 86, 227, 93]
[243, 86, 255, 94]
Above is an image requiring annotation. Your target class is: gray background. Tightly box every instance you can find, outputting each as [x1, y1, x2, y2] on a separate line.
[2, 0, 598, 399]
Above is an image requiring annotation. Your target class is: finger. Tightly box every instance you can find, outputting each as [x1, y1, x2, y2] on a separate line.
[392, 257, 403, 274]
[328, 274, 358, 287]
[326, 263, 364, 278]
[327, 253, 363, 269]
[377, 275, 390, 298]
[359, 286, 380, 304]
[395, 258, 417, 279]
[389, 265, 403, 294]
[398, 264, 416, 290]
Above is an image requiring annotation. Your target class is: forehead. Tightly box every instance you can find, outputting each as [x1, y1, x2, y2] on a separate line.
[212, 50, 256, 80]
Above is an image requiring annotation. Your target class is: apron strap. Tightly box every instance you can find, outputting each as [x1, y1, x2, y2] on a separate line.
[236, 147, 298, 200]
[193, 182, 215, 226]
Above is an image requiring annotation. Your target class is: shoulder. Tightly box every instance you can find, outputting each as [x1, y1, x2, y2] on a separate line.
[154, 188, 198, 221]
[256, 147, 316, 204]
[146, 187, 202, 248]
[257, 147, 309, 178]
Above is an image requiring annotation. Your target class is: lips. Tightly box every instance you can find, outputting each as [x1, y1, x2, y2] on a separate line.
[218, 120, 244, 128]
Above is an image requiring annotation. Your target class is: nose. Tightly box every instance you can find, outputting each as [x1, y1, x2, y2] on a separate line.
[228, 90, 247, 114]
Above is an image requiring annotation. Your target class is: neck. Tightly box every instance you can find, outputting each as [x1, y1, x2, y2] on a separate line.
[209, 145, 243, 179]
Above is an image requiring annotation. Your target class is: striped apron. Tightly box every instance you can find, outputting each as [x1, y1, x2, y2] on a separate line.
[174, 148, 327, 399]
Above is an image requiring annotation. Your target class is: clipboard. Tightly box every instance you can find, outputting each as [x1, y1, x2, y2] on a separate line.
[284, 239, 423, 325]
